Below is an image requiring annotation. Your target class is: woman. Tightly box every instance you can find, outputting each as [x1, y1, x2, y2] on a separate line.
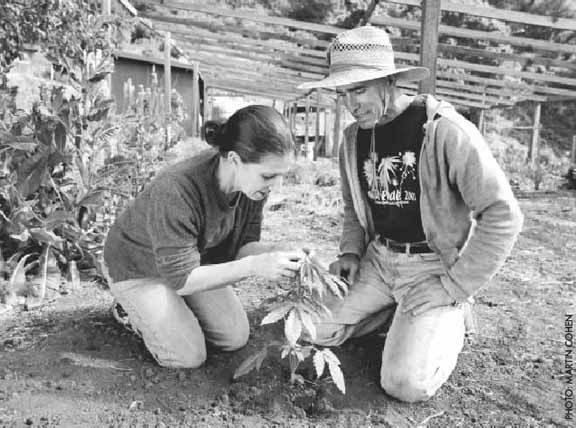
[103, 105, 301, 368]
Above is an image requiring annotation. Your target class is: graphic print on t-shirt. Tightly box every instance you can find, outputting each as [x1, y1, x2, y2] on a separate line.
[363, 150, 418, 206]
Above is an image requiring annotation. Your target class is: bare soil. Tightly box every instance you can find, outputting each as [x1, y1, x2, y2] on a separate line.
[1, 183, 575, 428]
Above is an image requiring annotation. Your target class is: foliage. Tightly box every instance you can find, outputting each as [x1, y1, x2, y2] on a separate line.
[234, 249, 349, 394]
[279, 0, 333, 24]
[0, 0, 57, 80]
[0, 71, 118, 287]
[0, 0, 128, 87]
[95, 71, 187, 229]
[0, 0, 132, 305]
[0, 0, 189, 304]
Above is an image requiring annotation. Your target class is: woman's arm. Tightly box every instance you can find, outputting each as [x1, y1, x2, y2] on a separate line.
[176, 250, 302, 296]
[236, 241, 289, 258]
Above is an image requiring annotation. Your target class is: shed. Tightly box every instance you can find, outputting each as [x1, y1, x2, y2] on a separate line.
[112, 51, 204, 136]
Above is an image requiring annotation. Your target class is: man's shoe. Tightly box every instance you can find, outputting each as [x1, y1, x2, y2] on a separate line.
[111, 300, 141, 338]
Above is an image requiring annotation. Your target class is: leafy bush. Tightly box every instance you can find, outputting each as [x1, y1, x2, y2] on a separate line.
[0, 0, 192, 306]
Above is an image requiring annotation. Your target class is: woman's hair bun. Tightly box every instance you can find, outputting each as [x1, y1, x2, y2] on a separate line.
[203, 120, 226, 147]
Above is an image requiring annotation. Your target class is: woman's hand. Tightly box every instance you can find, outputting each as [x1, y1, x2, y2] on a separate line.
[248, 251, 303, 281]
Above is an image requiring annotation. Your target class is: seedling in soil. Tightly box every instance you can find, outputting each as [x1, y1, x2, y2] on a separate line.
[234, 249, 349, 393]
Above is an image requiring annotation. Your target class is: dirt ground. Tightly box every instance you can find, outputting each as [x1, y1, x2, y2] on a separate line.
[0, 174, 575, 427]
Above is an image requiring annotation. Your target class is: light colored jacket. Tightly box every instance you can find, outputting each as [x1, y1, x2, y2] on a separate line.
[338, 95, 523, 302]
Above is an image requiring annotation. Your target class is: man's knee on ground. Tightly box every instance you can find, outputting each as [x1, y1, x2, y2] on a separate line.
[309, 323, 349, 347]
[380, 371, 436, 403]
[155, 346, 207, 369]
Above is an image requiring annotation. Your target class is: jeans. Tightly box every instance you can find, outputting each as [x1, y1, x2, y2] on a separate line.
[108, 277, 249, 368]
[313, 239, 467, 402]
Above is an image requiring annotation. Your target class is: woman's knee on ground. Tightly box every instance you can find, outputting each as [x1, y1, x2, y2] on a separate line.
[217, 322, 250, 351]
[208, 314, 250, 352]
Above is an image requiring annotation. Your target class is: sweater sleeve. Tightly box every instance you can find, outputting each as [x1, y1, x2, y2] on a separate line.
[339, 125, 367, 257]
[145, 177, 202, 290]
[436, 119, 523, 301]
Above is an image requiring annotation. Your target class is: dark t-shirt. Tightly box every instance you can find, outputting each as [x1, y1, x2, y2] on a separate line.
[103, 149, 264, 290]
[356, 102, 427, 242]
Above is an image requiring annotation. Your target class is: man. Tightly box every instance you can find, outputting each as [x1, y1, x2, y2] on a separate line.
[298, 26, 523, 402]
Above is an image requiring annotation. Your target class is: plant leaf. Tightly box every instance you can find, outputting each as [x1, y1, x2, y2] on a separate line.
[68, 260, 80, 291]
[28, 245, 50, 303]
[261, 304, 293, 326]
[320, 348, 341, 366]
[327, 357, 346, 394]
[308, 265, 325, 298]
[303, 296, 332, 320]
[320, 273, 343, 299]
[284, 309, 302, 346]
[77, 189, 106, 208]
[10, 229, 31, 242]
[233, 347, 268, 379]
[29, 228, 64, 249]
[280, 344, 291, 360]
[4, 142, 37, 152]
[313, 350, 326, 378]
[8, 253, 33, 298]
[298, 308, 317, 341]
[16, 148, 49, 197]
[43, 211, 75, 229]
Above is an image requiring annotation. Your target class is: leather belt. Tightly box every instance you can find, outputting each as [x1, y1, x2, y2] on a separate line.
[378, 236, 434, 254]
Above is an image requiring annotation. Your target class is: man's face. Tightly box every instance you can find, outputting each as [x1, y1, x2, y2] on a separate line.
[337, 80, 387, 129]
[234, 153, 294, 201]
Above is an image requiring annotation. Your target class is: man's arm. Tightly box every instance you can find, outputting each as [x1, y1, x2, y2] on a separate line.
[437, 119, 523, 302]
[338, 126, 367, 258]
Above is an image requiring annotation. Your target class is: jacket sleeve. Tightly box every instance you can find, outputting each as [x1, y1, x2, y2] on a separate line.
[339, 125, 367, 257]
[436, 119, 523, 301]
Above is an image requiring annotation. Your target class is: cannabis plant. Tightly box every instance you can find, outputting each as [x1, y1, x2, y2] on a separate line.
[234, 249, 349, 394]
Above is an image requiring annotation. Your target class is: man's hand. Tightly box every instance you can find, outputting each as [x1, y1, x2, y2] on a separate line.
[328, 253, 360, 284]
[401, 276, 456, 317]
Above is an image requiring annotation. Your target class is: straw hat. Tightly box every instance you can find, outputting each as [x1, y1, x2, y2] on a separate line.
[298, 26, 429, 90]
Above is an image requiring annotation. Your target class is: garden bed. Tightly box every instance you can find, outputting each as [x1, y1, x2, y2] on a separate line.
[0, 184, 574, 427]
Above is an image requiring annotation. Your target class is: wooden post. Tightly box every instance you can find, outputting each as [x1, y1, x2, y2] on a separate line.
[478, 109, 485, 134]
[419, 0, 441, 94]
[571, 135, 576, 164]
[191, 62, 199, 138]
[314, 91, 321, 160]
[203, 86, 209, 128]
[164, 33, 172, 116]
[528, 102, 541, 166]
[206, 86, 213, 122]
[102, 0, 112, 97]
[305, 94, 310, 159]
[324, 107, 330, 158]
[332, 96, 341, 158]
[359, 0, 381, 26]
[163, 32, 172, 148]
[291, 102, 297, 136]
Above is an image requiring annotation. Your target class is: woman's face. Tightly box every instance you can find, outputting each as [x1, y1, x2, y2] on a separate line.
[235, 152, 293, 201]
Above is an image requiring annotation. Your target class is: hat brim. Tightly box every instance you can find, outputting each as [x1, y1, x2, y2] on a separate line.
[297, 66, 430, 90]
